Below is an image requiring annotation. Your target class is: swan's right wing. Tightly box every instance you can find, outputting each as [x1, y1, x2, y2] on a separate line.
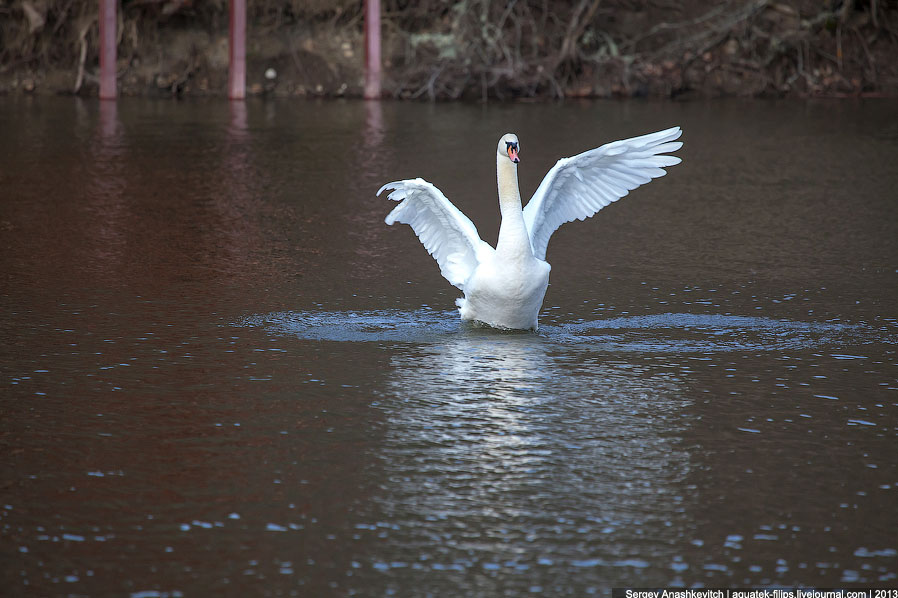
[378, 178, 491, 290]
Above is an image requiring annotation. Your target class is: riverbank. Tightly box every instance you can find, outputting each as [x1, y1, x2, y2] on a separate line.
[2, 0, 896, 99]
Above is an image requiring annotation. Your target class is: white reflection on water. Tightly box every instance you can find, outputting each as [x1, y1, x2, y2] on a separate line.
[363, 332, 692, 586]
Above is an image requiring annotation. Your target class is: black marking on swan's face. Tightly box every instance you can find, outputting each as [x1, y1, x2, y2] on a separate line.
[505, 140, 520, 163]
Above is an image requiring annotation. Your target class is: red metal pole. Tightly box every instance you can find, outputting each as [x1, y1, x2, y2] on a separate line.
[228, 0, 246, 100]
[99, 0, 117, 100]
[364, 0, 381, 100]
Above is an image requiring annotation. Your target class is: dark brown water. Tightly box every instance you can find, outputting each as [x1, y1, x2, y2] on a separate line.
[1, 97, 897, 596]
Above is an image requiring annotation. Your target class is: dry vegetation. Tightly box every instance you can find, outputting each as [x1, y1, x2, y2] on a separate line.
[1, 0, 896, 98]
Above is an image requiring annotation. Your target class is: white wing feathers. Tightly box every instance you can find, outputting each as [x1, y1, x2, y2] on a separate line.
[378, 178, 491, 290]
[523, 126, 683, 261]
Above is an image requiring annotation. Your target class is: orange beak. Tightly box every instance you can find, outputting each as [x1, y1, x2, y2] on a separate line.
[507, 146, 520, 163]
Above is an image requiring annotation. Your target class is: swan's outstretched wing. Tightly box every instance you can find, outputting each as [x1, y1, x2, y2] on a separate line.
[523, 126, 683, 261]
[379, 178, 492, 290]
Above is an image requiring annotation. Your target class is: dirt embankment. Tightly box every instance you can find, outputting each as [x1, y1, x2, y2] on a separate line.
[2, 0, 896, 100]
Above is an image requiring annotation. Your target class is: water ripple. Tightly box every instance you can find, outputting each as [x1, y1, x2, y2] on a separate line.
[237, 310, 891, 353]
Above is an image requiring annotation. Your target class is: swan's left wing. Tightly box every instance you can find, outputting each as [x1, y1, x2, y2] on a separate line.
[523, 126, 683, 261]
[379, 178, 491, 290]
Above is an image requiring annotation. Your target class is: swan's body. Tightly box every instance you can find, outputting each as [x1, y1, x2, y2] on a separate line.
[378, 127, 683, 331]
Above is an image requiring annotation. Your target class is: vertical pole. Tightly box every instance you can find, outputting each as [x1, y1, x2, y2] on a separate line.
[228, 0, 246, 100]
[364, 0, 381, 100]
[99, 0, 117, 100]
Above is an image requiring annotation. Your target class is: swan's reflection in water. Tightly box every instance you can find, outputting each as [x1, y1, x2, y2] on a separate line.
[236, 309, 888, 591]
[364, 331, 692, 588]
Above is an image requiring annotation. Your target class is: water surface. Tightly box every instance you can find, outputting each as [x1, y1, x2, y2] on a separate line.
[1, 97, 897, 596]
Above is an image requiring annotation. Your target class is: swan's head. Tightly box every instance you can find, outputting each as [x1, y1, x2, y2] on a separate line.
[498, 133, 520, 164]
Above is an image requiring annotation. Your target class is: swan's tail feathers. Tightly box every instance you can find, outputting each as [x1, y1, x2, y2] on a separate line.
[455, 297, 466, 311]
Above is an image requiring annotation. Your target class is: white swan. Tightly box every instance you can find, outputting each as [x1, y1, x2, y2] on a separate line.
[378, 127, 683, 331]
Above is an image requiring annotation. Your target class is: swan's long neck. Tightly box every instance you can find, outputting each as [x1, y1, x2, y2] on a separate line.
[496, 156, 531, 258]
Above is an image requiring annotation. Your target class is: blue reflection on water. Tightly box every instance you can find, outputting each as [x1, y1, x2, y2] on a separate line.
[237, 309, 891, 352]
